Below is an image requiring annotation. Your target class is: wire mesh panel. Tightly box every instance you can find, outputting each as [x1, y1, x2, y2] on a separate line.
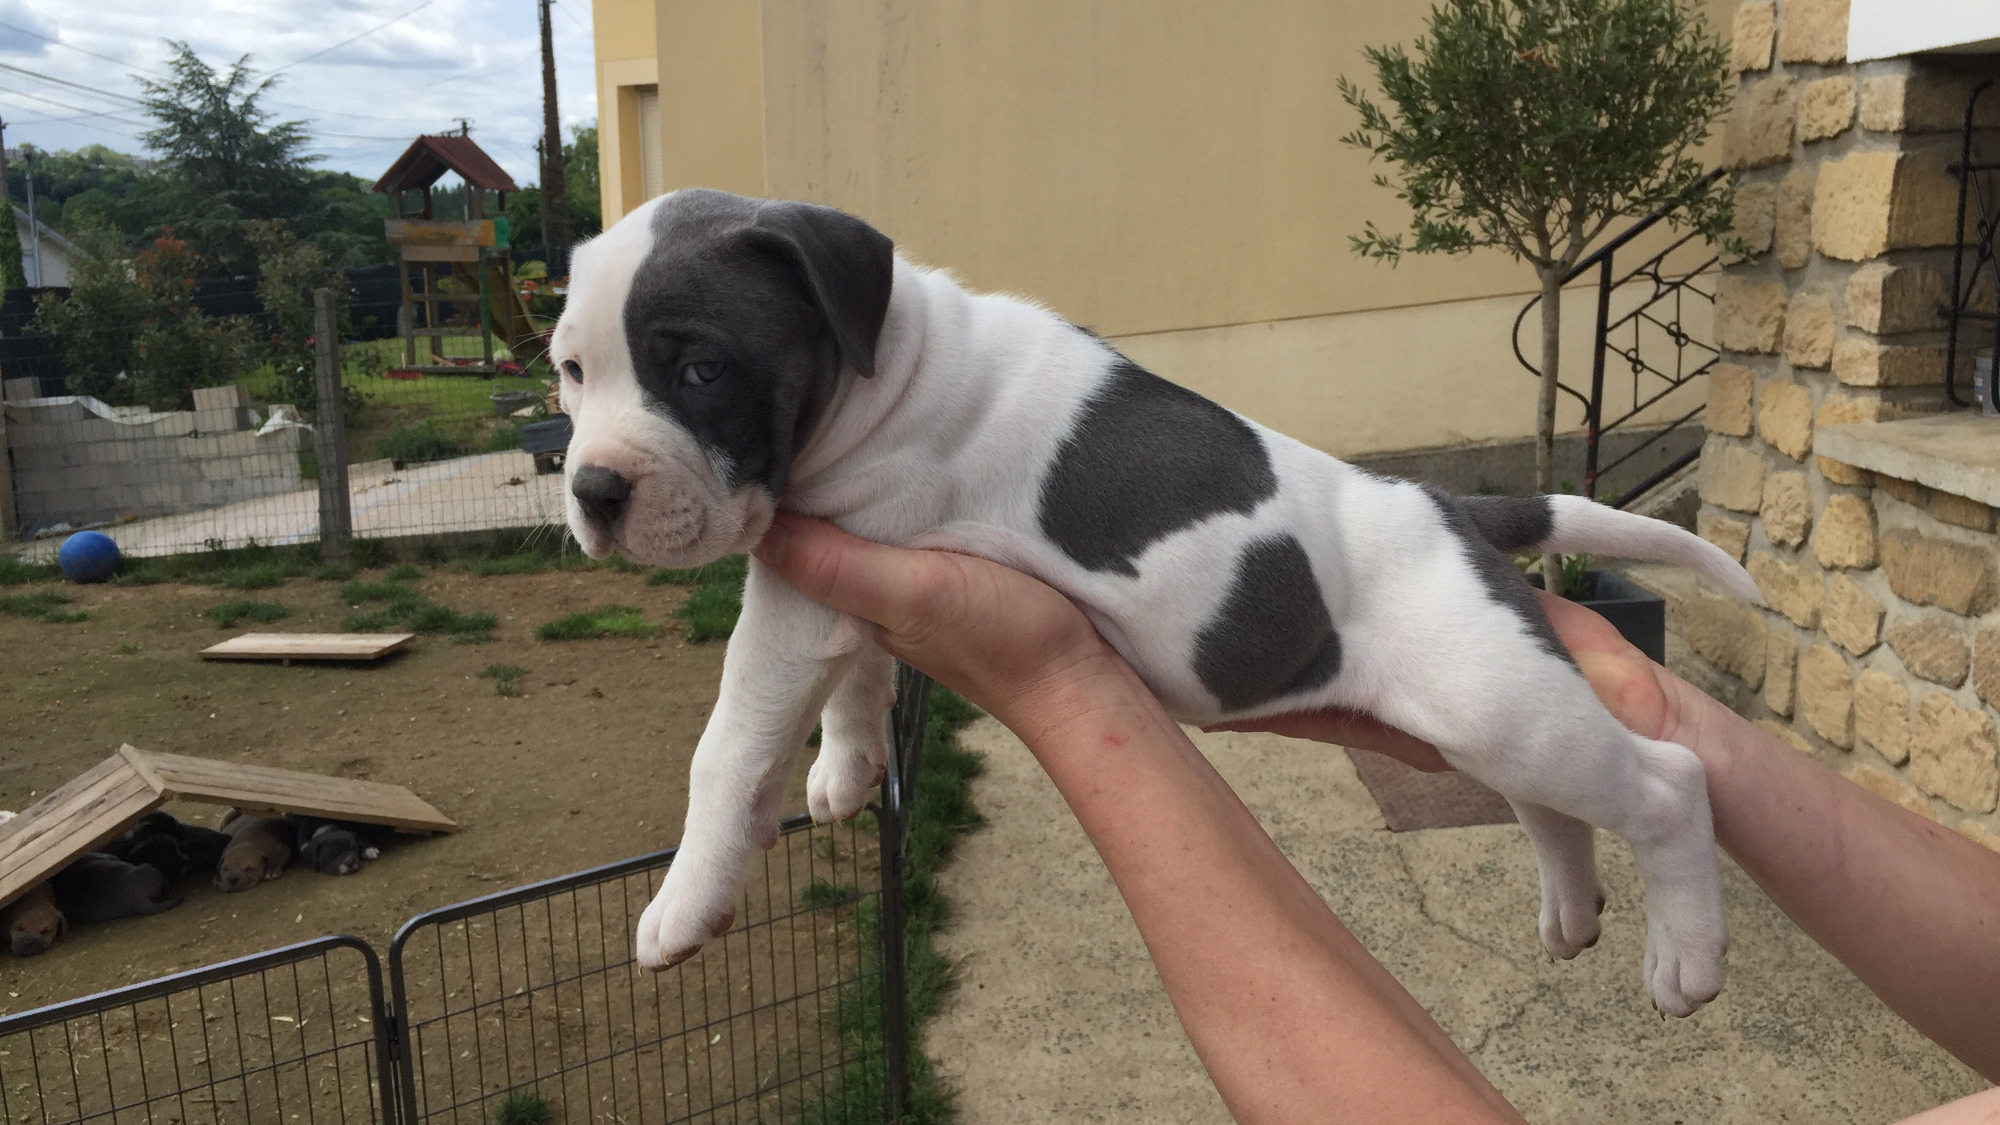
[0, 936, 395, 1125]
[5, 271, 565, 560]
[388, 816, 882, 1125]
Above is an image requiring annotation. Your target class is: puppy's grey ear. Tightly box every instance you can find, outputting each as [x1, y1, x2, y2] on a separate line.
[750, 201, 894, 377]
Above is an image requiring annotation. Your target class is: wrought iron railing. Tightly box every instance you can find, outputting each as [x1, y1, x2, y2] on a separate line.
[1512, 168, 1727, 506]
[1946, 79, 1998, 410]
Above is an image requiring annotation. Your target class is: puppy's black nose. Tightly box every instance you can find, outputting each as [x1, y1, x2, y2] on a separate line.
[572, 465, 632, 527]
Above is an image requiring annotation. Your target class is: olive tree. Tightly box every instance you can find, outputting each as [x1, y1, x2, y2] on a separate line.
[1340, 0, 1731, 587]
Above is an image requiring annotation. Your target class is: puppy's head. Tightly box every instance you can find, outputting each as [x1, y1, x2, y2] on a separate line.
[551, 189, 895, 566]
[214, 847, 268, 894]
[4, 885, 65, 956]
[302, 826, 364, 877]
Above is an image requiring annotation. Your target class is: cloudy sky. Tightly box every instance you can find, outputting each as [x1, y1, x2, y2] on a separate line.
[0, 0, 597, 184]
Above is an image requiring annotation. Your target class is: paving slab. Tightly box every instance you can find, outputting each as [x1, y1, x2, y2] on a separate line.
[927, 718, 1987, 1123]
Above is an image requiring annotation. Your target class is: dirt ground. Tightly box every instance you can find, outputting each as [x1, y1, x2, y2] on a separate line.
[0, 564, 806, 1016]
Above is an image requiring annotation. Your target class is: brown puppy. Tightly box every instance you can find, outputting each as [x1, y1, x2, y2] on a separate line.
[216, 811, 292, 893]
[2, 882, 66, 956]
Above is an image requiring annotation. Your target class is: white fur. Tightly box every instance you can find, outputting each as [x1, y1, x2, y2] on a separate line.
[554, 201, 1756, 1015]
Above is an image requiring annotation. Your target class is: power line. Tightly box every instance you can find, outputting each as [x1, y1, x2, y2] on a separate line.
[0, 83, 149, 129]
[271, 0, 438, 72]
[0, 61, 145, 106]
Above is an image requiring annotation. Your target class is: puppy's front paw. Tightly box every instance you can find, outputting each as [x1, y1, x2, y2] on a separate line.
[636, 857, 741, 970]
[1642, 918, 1726, 1017]
[1538, 886, 1605, 961]
[807, 739, 886, 824]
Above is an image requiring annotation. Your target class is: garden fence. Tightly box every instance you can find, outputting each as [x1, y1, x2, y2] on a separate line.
[2, 281, 563, 560]
[0, 674, 933, 1125]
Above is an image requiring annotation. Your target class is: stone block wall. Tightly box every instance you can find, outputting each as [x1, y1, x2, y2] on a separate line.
[1681, 0, 2000, 849]
[3, 388, 306, 533]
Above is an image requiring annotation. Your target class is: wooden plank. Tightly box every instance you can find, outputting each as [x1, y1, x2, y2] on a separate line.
[0, 759, 163, 910]
[131, 748, 457, 834]
[200, 633, 416, 663]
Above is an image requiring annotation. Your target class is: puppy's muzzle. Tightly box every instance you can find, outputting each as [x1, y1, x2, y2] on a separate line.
[572, 465, 633, 529]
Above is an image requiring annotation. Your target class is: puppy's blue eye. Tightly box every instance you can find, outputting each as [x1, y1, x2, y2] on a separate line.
[681, 361, 727, 387]
[562, 360, 583, 384]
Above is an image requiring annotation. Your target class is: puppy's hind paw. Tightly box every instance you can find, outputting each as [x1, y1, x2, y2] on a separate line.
[1642, 920, 1726, 1017]
[1538, 888, 1605, 961]
[807, 751, 882, 824]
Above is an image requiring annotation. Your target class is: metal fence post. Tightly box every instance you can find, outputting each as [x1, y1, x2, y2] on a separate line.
[878, 760, 910, 1124]
[312, 287, 352, 561]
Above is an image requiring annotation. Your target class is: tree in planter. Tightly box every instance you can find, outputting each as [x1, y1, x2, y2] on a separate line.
[1340, 0, 1732, 590]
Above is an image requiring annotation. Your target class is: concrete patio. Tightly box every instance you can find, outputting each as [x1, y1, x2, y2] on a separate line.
[927, 716, 1987, 1123]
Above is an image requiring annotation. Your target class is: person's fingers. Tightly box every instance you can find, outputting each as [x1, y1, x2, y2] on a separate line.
[1204, 710, 1453, 772]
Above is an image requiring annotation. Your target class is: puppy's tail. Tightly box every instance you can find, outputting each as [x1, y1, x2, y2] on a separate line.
[1458, 492, 1763, 605]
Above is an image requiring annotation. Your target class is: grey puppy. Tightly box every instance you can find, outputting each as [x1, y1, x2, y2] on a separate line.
[284, 815, 382, 876]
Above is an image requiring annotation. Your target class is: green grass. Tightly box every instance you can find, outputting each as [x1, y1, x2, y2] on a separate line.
[114, 540, 316, 588]
[479, 663, 528, 697]
[0, 591, 89, 623]
[800, 877, 861, 911]
[385, 563, 423, 582]
[116, 642, 140, 655]
[0, 557, 60, 585]
[310, 562, 358, 582]
[789, 686, 984, 1125]
[208, 600, 291, 628]
[535, 604, 663, 641]
[649, 555, 747, 643]
[341, 577, 496, 643]
[489, 1089, 551, 1125]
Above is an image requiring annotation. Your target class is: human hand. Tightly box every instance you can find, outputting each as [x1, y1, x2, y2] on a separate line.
[1208, 590, 1714, 774]
[752, 513, 1140, 737]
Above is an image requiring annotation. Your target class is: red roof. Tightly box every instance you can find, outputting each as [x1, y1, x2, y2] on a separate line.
[372, 134, 519, 195]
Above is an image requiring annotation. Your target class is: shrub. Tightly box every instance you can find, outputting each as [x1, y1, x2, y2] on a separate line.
[375, 421, 471, 465]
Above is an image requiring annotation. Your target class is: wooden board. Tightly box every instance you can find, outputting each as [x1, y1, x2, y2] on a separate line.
[0, 746, 456, 911]
[200, 632, 416, 663]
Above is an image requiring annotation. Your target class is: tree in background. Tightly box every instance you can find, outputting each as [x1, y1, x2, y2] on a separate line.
[1341, 0, 1731, 589]
[34, 229, 246, 409]
[244, 219, 348, 408]
[0, 201, 25, 291]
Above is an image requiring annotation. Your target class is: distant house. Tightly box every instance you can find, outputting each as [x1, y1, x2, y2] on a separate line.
[13, 204, 82, 288]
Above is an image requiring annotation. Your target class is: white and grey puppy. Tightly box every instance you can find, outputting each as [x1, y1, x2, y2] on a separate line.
[552, 189, 1762, 1016]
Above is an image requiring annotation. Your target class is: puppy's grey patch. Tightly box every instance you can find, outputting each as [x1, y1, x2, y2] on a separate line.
[1457, 494, 1554, 554]
[1424, 487, 1573, 665]
[1039, 360, 1276, 575]
[1193, 535, 1343, 712]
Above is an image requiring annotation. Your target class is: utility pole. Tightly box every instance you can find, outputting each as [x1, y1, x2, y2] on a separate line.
[21, 145, 38, 289]
[538, 0, 570, 269]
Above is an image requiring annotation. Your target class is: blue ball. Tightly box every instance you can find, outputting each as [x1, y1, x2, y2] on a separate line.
[58, 531, 121, 584]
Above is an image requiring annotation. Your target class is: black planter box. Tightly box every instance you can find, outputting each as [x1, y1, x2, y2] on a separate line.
[1527, 569, 1666, 664]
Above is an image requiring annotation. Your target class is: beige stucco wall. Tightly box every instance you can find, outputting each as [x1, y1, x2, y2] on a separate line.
[592, 0, 657, 223]
[593, 0, 1731, 459]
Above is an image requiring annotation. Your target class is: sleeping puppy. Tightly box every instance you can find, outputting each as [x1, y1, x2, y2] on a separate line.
[284, 815, 381, 876]
[215, 811, 292, 893]
[50, 854, 180, 923]
[110, 811, 232, 881]
[552, 189, 1762, 1015]
[2, 882, 66, 956]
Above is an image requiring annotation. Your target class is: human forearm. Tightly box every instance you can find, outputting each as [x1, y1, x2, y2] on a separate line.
[1678, 689, 2000, 1080]
[1009, 666, 1524, 1125]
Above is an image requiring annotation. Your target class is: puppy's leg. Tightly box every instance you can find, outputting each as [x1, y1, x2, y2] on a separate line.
[1367, 650, 1726, 1016]
[1507, 800, 1604, 959]
[809, 640, 896, 823]
[637, 559, 854, 970]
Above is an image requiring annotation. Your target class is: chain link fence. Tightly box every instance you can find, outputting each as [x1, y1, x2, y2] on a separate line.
[2, 280, 566, 561]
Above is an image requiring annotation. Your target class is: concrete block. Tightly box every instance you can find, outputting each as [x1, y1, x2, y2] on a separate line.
[192, 384, 250, 412]
[195, 407, 245, 433]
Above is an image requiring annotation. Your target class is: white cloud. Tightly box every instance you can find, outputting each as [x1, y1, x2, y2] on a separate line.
[0, 0, 597, 183]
